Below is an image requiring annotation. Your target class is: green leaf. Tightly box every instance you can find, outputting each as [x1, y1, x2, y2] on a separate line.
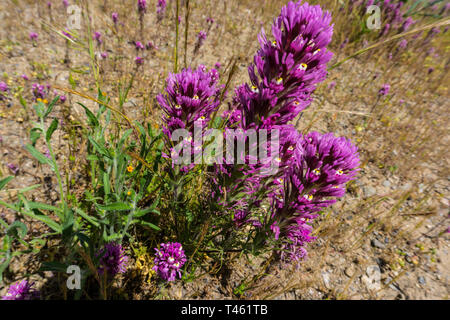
[74, 208, 100, 227]
[46, 118, 58, 142]
[88, 136, 110, 158]
[24, 209, 62, 233]
[30, 128, 42, 146]
[133, 220, 161, 231]
[25, 144, 52, 166]
[44, 96, 60, 118]
[62, 209, 74, 243]
[40, 261, 68, 272]
[77, 103, 99, 128]
[6, 221, 28, 239]
[0, 176, 13, 190]
[96, 202, 131, 211]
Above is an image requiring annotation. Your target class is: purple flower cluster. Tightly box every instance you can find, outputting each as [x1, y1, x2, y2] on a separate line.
[32, 83, 50, 100]
[271, 132, 360, 263]
[29, 32, 38, 41]
[153, 242, 186, 281]
[232, 1, 333, 129]
[137, 0, 147, 13]
[157, 65, 222, 138]
[93, 31, 102, 45]
[157, 0, 166, 20]
[379, 83, 390, 96]
[97, 242, 129, 276]
[2, 280, 39, 300]
[135, 41, 145, 50]
[112, 12, 119, 24]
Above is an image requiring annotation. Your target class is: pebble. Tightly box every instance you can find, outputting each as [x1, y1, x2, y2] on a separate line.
[382, 180, 391, 188]
[321, 271, 331, 289]
[363, 186, 376, 197]
[418, 276, 426, 285]
[371, 239, 386, 249]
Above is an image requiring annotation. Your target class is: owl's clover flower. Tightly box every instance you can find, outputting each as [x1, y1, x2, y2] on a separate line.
[137, 0, 147, 13]
[157, 0, 167, 20]
[2, 280, 39, 300]
[32, 83, 49, 100]
[97, 242, 129, 276]
[378, 83, 390, 96]
[269, 131, 360, 262]
[232, 1, 334, 129]
[112, 12, 119, 24]
[157, 65, 223, 138]
[153, 242, 186, 281]
[135, 41, 145, 50]
[29, 32, 38, 41]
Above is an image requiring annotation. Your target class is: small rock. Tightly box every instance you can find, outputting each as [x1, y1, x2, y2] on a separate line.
[344, 266, 355, 277]
[371, 239, 386, 249]
[321, 271, 331, 289]
[418, 276, 426, 285]
[363, 186, 376, 197]
[382, 180, 391, 188]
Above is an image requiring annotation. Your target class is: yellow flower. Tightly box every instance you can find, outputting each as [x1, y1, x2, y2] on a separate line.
[127, 165, 134, 173]
[43, 99, 48, 104]
[127, 190, 132, 196]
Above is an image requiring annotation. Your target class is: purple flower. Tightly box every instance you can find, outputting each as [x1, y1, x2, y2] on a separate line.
[194, 30, 207, 52]
[157, 65, 223, 138]
[135, 41, 145, 50]
[112, 12, 119, 24]
[138, 0, 147, 13]
[146, 41, 157, 50]
[135, 56, 143, 65]
[270, 131, 360, 262]
[206, 17, 214, 25]
[153, 242, 186, 281]
[93, 31, 102, 45]
[157, 0, 166, 18]
[231, 1, 334, 129]
[47, 2, 52, 8]
[7, 163, 19, 175]
[21, 74, 29, 81]
[29, 32, 38, 41]
[379, 83, 390, 96]
[328, 81, 336, 90]
[398, 39, 407, 49]
[32, 83, 48, 100]
[97, 242, 129, 276]
[0, 81, 9, 92]
[2, 280, 39, 300]
[62, 0, 69, 8]
[401, 17, 414, 32]
[59, 95, 67, 103]
[100, 51, 108, 59]
[214, 62, 221, 69]
[44, 149, 51, 159]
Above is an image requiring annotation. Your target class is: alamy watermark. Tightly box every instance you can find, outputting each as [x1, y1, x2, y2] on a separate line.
[170, 121, 281, 176]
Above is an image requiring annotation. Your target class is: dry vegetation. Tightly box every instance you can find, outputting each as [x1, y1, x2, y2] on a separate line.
[0, 0, 449, 300]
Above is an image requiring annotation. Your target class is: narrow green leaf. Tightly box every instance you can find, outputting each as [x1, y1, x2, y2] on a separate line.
[96, 202, 131, 211]
[77, 102, 99, 128]
[0, 176, 13, 190]
[46, 118, 58, 142]
[25, 144, 52, 166]
[44, 96, 60, 118]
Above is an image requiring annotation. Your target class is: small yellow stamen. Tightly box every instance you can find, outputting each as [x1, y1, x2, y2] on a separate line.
[313, 48, 321, 55]
[175, 104, 182, 109]
[288, 146, 294, 151]
[272, 40, 277, 47]
[312, 168, 321, 175]
[276, 77, 283, 85]
[293, 100, 300, 105]
[193, 95, 199, 100]
[299, 63, 307, 71]
[336, 169, 344, 175]
[251, 85, 259, 93]
[303, 194, 313, 201]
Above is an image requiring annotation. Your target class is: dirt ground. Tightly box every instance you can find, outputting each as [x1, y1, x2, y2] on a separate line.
[0, 0, 448, 299]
